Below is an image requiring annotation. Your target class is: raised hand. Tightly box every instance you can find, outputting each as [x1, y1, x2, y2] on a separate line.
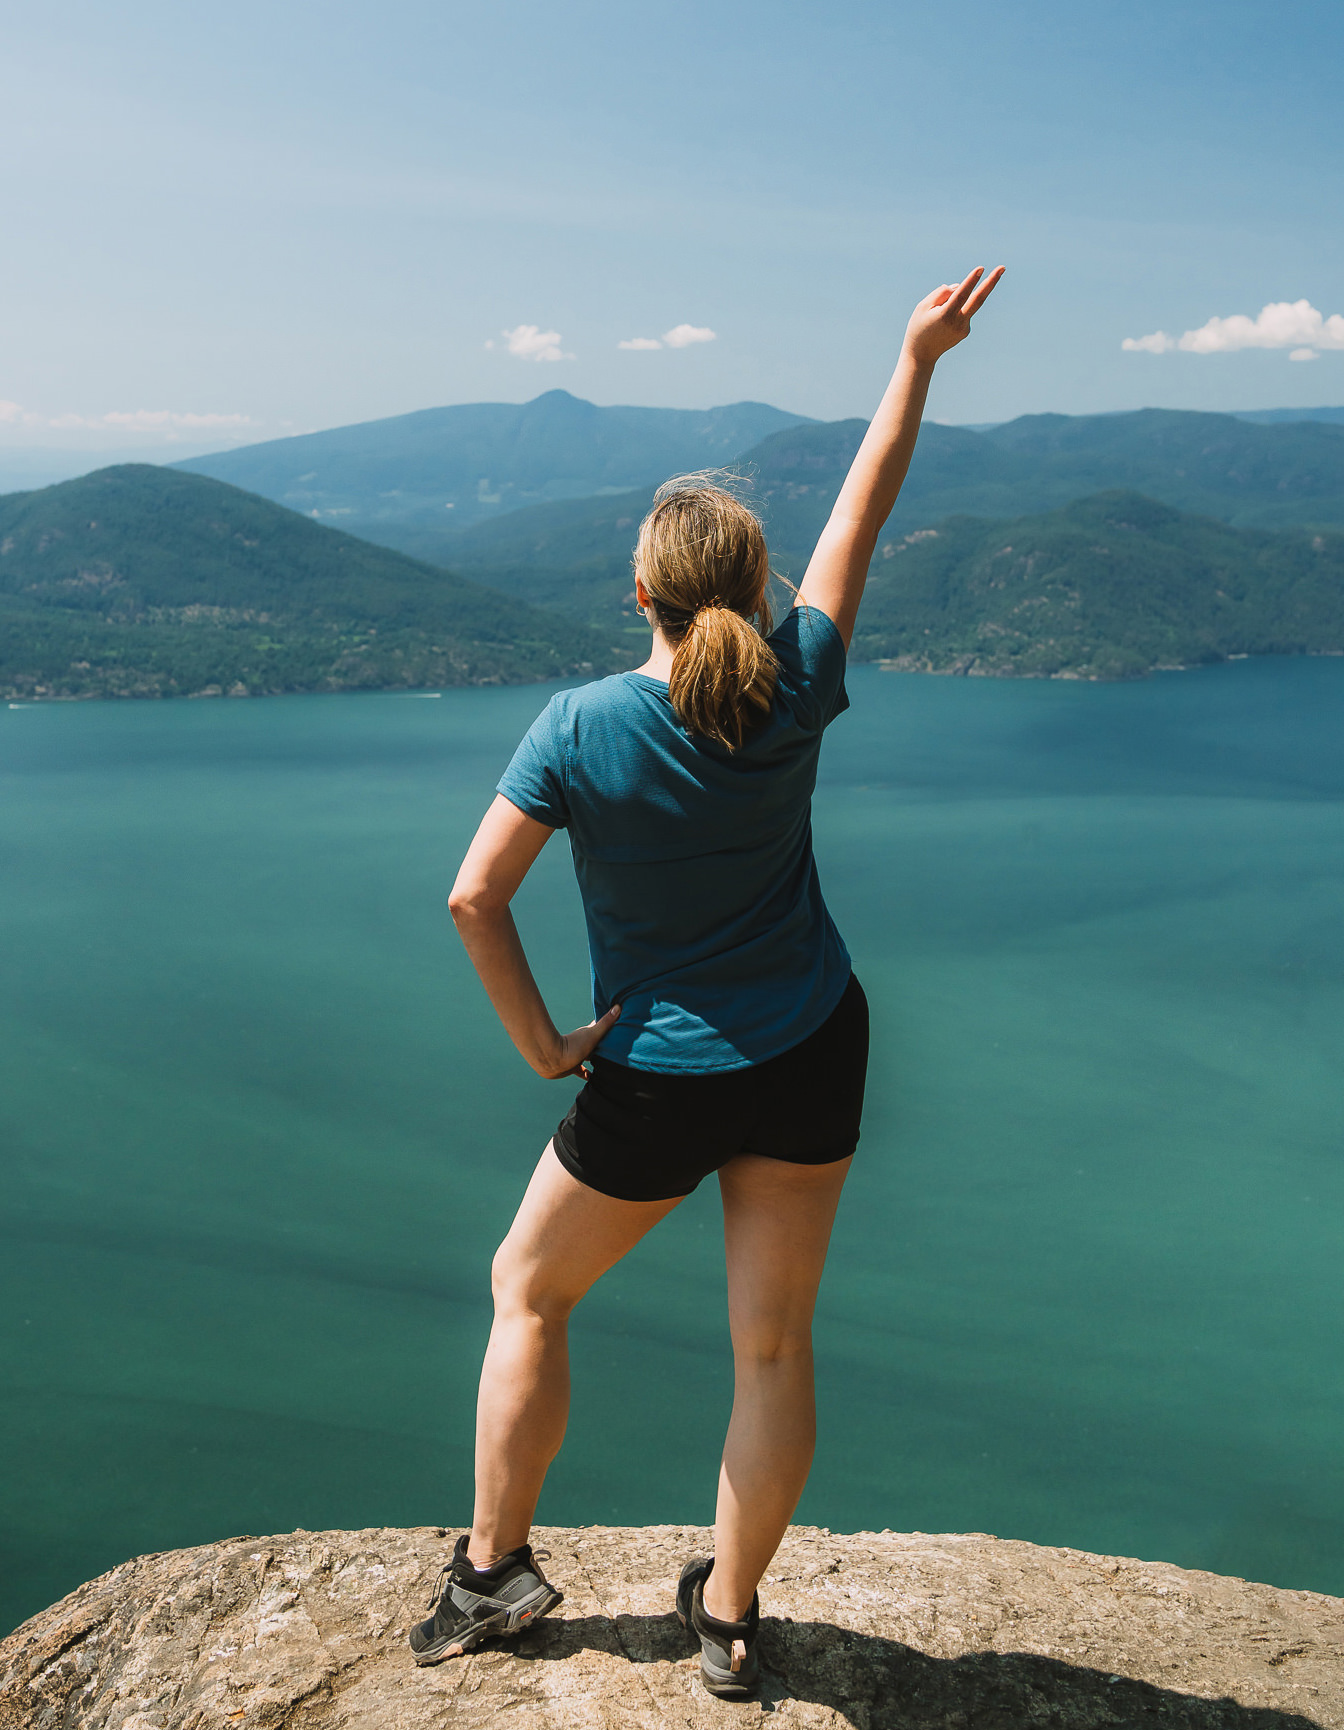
[797, 264, 1004, 648]
[902, 266, 1005, 369]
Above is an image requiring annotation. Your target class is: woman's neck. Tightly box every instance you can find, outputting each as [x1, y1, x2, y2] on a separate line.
[634, 625, 675, 682]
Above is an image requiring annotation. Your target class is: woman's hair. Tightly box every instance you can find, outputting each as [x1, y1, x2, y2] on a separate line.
[635, 475, 780, 751]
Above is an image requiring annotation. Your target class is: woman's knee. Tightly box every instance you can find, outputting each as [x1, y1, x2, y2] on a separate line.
[729, 1320, 814, 1370]
[490, 1239, 579, 1325]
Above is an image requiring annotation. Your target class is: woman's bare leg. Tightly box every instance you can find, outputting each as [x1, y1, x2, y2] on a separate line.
[702, 1153, 852, 1623]
[469, 1143, 682, 1566]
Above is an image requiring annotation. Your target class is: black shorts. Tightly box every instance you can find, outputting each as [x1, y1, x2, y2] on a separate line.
[553, 973, 869, 1202]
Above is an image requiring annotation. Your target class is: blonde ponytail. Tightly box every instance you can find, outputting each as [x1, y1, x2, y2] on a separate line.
[636, 477, 780, 751]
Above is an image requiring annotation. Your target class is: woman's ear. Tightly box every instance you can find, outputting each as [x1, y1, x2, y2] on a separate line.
[633, 571, 650, 611]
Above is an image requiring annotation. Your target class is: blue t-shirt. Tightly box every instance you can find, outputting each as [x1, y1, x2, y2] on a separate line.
[496, 604, 852, 1072]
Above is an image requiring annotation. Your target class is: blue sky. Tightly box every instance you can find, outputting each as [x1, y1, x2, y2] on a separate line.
[2, 0, 1340, 452]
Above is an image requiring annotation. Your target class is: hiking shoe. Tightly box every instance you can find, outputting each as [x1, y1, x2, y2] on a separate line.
[676, 1556, 761, 1699]
[407, 1534, 563, 1664]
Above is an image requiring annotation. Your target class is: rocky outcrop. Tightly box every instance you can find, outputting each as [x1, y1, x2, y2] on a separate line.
[4, 1525, 1342, 1729]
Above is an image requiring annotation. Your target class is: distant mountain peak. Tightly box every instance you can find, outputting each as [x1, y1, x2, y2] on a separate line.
[174, 396, 814, 541]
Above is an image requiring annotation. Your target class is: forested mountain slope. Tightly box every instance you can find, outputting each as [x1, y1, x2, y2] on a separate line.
[0, 466, 629, 700]
[431, 479, 1344, 680]
[853, 492, 1344, 679]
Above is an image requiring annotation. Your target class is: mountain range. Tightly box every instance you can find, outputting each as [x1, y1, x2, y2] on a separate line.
[4, 398, 1342, 504]
[177, 396, 1344, 575]
[175, 391, 811, 543]
[3, 395, 1342, 698]
[176, 396, 1344, 580]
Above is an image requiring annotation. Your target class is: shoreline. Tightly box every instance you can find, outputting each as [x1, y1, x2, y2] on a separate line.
[7, 645, 1344, 705]
[873, 645, 1344, 683]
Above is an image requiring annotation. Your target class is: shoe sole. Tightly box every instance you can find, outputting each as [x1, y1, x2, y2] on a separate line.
[699, 1665, 758, 1701]
[409, 1584, 563, 1665]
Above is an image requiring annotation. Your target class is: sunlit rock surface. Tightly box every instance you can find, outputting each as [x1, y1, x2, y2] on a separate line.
[4, 1524, 1342, 1728]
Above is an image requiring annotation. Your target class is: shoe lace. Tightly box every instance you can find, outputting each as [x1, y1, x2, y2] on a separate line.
[425, 1562, 451, 1611]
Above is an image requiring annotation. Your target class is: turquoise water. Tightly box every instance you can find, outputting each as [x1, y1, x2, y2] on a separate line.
[2, 660, 1342, 1636]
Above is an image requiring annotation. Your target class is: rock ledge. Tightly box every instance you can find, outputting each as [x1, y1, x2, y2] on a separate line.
[3, 1525, 1342, 1728]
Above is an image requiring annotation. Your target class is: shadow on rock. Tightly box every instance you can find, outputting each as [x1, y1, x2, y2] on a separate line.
[517, 1611, 1328, 1728]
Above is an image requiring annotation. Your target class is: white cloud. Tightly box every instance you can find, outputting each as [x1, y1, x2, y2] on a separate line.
[661, 323, 716, 348]
[0, 399, 22, 423]
[618, 336, 663, 351]
[1121, 330, 1176, 354]
[1180, 300, 1344, 354]
[105, 410, 255, 431]
[46, 409, 255, 434]
[1124, 300, 1344, 361]
[500, 324, 572, 362]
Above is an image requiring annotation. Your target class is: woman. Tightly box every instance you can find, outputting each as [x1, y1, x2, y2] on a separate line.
[410, 267, 1002, 1697]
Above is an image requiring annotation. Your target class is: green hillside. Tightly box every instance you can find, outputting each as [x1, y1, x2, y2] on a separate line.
[415, 424, 879, 627]
[0, 466, 630, 701]
[427, 471, 1344, 679]
[435, 406, 1344, 624]
[442, 486, 663, 630]
[853, 492, 1344, 679]
[175, 390, 812, 541]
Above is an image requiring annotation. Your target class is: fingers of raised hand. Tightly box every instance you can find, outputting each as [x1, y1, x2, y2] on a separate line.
[942, 267, 985, 316]
[963, 265, 1005, 317]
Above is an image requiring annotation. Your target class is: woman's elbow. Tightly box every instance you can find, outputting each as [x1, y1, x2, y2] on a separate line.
[448, 880, 505, 924]
[447, 884, 478, 924]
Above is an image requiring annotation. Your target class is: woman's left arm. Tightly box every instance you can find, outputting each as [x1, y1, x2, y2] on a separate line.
[449, 794, 620, 1079]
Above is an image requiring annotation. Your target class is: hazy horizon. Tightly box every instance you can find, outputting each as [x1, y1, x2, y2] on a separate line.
[4, 387, 1343, 499]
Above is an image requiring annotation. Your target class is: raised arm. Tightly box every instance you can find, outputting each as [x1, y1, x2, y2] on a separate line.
[796, 266, 1004, 647]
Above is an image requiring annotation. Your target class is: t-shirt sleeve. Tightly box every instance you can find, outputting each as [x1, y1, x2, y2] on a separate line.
[496, 698, 570, 828]
[768, 604, 850, 732]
